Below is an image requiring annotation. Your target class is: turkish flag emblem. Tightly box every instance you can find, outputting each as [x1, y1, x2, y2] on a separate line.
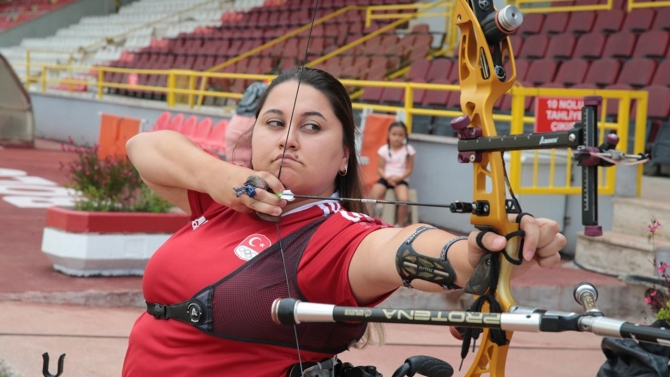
[234, 234, 271, 261]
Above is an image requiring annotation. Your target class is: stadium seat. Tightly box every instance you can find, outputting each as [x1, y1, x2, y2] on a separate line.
[542, 12, 570, 35]
[565, 11, 596, 34]
[601, 31, 637, 59]
[632, 31, 669, 59]
[592, 10, 625, 34]
[545, 33, 576, 60]
[518, 34, 549, 60]
[518, 13, 544, 36]
[167, 113, 185, 133]
[551, 59, 589, 87]
[407, 59, 430, 81]
[192, 118, 214, 145]
[573, 33, 606, 59]
[650, 60, 670, 87]
[201, 120, 229, 156]
[425, 58, 453, 82]
[616, 58, 656, 88]
[621, 8, 655, 33]
[524, 59, 558, 86]
[583, 58, 620, 87]
[180, 116, 199, 139]
[651, 7, 670, 31]
[151, 112, 172, 131]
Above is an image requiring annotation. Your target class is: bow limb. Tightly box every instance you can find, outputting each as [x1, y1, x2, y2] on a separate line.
[453, 0, 522, 375]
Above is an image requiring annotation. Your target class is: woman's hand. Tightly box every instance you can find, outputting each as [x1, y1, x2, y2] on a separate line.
[466, 216, 566, 278]
[205, 164, 287, 217]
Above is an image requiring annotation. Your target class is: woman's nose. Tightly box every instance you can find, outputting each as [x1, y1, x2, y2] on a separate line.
[279, 126, 299, 149]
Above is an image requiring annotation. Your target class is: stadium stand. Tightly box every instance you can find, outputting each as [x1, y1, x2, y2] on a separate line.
[0, 0, 77, 31]
[1, 0, 668, 158]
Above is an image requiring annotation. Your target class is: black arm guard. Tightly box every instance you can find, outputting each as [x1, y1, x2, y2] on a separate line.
[395, 226, 461, 290]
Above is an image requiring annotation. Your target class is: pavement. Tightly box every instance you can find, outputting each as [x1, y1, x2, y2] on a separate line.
[0, 140, 662, 377]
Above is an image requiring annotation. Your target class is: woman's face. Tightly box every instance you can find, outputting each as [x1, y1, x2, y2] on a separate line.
[251, 80, 349, 198]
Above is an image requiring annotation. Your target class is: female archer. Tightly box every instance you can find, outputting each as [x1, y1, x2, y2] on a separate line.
[123, 67, 565, 377]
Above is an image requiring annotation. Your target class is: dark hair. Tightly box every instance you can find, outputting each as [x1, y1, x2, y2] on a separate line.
[254, 67, 367, 214]
[386, 121, 410, 161]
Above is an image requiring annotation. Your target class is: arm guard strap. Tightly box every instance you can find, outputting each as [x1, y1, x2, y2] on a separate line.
[395, 226, 461, 290]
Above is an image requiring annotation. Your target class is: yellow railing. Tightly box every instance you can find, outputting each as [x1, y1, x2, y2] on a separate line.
[508, 0, 670, 12]
[364, 1, 457, 52]
[628, 0, 670, 10]
[29, 63, 647, 197]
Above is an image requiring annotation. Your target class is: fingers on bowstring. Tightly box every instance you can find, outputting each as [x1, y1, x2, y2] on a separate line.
[242, 194, 283, 217]
[516, 214, 540, 260]
[470, 230, 507, 252]
[255, 171, 285, 197]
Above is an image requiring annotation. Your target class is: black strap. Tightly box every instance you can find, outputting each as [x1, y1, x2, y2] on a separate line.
[146, 300, 205, 325]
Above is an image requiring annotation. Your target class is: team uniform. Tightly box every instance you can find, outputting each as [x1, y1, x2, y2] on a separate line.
[122, 189, 391, 377]
[376, 144, 416, 188]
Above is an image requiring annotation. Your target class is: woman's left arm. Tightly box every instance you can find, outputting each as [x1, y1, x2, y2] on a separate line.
[348, 217, 565, 306]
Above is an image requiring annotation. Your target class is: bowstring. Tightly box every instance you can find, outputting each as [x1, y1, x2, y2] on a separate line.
[275, 1, 320, 375]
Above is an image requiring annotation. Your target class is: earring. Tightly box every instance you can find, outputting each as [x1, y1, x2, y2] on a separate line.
[338, 167, 348, 176]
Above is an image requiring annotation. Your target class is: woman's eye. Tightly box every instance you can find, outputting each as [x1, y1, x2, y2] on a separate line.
[267, 120, 284, 128]
[303, 123, 321, 132]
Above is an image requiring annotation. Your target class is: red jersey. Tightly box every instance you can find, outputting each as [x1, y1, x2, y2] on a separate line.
[122, 191, 390, 377]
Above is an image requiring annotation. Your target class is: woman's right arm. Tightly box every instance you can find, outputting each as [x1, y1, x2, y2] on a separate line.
[126, 130, 284, 216]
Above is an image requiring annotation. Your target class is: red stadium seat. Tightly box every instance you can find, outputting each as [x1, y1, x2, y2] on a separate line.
[632, 31, 669, 59]
[583, 58, 620, 87]
[601, 31, 637, 59]
[621, 8, 655, 33]
[651, 7, 670, 31]
[592, 10, 625, 34]
[651, 60, 670, 87]
[552, 59, 589, 87]
[407, 59, 430, 81]
[425, 58, 453, 82]
[163, 113, 183, 133]
[524, 59, 558, 86]
[616, 58, 656, 88]
[518, 34, 548, 60]
[573, 33, 606, 59]
[518, 13, 545, 36]
[150, 112, 172, 132]
[180, 116, 199, 139]
[545, 33, 576, 60]
[201, 120, 229, 155]
[542, 12, 570, 35]
[565, 11, 596, 34]
[192, 118, 214, 145]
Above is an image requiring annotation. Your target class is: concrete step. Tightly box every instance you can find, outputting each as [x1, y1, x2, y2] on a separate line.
[575, 230, 670, 280]
[613, 197, 670, 242]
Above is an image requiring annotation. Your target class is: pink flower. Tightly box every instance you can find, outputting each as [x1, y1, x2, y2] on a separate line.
[658, 262, 670, 275]
[648, 219, 662, 234]
[645, 296, 653, 305]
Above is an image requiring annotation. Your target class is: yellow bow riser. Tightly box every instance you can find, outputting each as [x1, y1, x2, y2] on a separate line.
[454, 0, 522, 375]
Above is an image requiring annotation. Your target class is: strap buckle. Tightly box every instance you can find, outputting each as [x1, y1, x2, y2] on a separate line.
[151, 303, 168, 319]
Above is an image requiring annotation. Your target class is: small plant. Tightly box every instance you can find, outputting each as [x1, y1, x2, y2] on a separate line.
[644, 219, 669, 321]
[60, 139, 172, 213]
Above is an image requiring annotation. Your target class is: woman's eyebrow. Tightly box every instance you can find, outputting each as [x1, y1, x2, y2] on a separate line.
[262, 108, 284, 116]
[302, 111, 326, 121]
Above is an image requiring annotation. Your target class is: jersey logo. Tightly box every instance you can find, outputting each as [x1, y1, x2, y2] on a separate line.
[339, 210, 375, 223]
[234, 234, 272, 261]
[192, 216, 208, 230]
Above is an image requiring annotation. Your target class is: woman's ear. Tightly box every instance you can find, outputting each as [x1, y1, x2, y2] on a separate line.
[341, 147, 350, 172]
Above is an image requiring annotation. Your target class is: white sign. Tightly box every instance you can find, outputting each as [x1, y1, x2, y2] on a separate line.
[0, 168, 75, 208]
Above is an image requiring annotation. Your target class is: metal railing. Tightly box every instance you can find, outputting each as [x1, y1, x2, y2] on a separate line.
[26, 64, 648, 197]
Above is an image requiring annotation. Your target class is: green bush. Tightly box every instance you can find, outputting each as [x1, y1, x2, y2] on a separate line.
[60, 141, 172, 213]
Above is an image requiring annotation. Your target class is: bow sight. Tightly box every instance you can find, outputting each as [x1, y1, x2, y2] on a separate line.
[451, 95, 649, 237]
